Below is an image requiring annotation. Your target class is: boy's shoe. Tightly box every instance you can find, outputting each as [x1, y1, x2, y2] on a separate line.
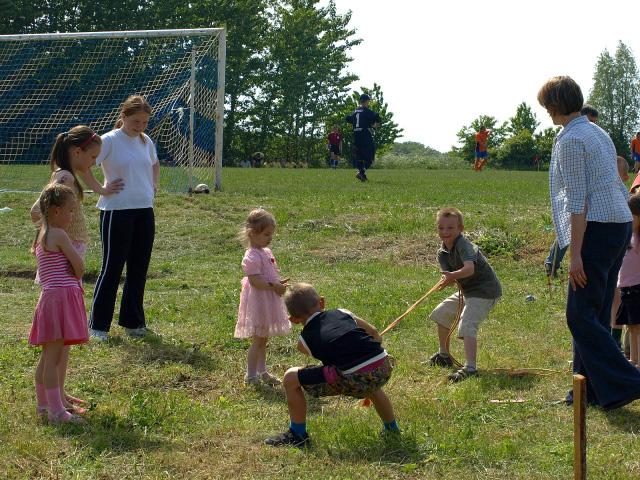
[355, 172, 364, 181]
[89, 329, 108, 342]
[244, 375, 261, 385]
[265, 429, 310, 448]
[448, 366, 478, 382]
[125, 327, 148, 338]
[428, 352, 454, 368]
[259, 372, 282, 386]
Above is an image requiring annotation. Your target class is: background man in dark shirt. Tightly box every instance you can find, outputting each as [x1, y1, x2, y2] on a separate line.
[346, 94, 381, 181]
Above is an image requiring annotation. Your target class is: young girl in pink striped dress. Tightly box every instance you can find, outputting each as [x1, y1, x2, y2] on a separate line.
[30, 184, 88, 423]
[235, 209, 291, 385]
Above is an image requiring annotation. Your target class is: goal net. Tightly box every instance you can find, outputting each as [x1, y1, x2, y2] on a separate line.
[0, 28, 225, 193]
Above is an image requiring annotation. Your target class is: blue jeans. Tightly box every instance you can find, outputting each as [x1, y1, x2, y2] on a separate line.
[544, 240, 567, 275]
[565, 221, 640, 409]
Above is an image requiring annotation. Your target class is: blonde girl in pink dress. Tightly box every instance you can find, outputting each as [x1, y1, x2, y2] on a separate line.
[235, 209, 291, 385]
[30, 184, 88, 424]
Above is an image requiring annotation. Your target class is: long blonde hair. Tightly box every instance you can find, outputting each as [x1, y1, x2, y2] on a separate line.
[239, 208, 276, 247]
[115, 95, 152, 143]
[32, 183, 76, 252]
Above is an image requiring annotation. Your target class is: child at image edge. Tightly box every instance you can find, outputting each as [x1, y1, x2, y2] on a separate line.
[235, 208, 290, 385]
[428, 207, 502, 381]
[265, 283, 399, 448]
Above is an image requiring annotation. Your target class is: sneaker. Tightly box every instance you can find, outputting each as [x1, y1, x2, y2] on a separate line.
[89, 329, 108, 342]
[265, 429, 310, 448]
[259, 372, 282, 386]
[448, 366, 478, 383]
[125, 327, 148, 338]
[428, 352, 454, 368]
[361, 172, 368, 181]
[355, 172, 363, 181]
[244, 375, 261, 385]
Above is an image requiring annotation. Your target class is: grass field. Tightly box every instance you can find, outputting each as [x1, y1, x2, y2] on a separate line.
[1, 168, 639, 479]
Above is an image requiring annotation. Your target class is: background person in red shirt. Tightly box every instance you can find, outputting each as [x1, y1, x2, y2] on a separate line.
[327, 125, 342, 169]
[474, 126, 490, 171]
[631, 132, 640, 173]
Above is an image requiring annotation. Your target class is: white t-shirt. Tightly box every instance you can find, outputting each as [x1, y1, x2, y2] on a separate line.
[95, 129, 158, 211]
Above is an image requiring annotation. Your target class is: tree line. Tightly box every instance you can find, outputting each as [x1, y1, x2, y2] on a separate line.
[452, 40, 640, 170]
[0, 0, 402, 166]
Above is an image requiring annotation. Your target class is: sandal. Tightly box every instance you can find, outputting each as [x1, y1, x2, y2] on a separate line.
[36, 406, 48, 421]
[427, 352, 454, 368]
[448, 366, 478, 383]
[48, 410, 86, 425]
[259, 372, 282, 386]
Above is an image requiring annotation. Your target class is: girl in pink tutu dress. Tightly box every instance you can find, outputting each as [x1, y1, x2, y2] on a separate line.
[30, 184, 88, 424]
[235, 209, 291, 385]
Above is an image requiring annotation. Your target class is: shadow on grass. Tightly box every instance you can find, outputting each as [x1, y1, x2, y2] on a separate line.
[476, 370, 543, 393]
[604, 407, 640, 433]
[65, 411, 165, 455]
[118, 333, 218, 371]
[320, 430, 422, 465]
[0, 267, 166, 284]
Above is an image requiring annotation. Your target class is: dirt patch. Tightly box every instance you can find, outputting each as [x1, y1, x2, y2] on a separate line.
[310, 235, 441, 266]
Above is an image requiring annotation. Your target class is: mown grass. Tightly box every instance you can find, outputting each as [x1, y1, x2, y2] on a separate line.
[1, 168, 639, 479]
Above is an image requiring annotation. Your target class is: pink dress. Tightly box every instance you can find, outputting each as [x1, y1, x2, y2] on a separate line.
[235, 247, 291, 338]
[29, 245, 89, 346]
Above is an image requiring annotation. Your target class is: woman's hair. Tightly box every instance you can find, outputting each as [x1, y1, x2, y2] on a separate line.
[115, 95, 153, 143]
[32, 183, 76, 252]
[239, 208, 276, 247]
[436, 207, 464, 228]
[49, 125, 101, 200]
[537, 76, 584, 116]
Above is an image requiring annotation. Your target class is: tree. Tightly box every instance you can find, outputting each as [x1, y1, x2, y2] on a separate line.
[534, 126, 560, 165]
[452, 115, 507, 164]
[588, 41, 640, 158]
[507, 102, 539, 136]
[495, 129, 536, 169]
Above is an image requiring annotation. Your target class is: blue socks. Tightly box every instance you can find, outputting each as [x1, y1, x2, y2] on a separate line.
[383, 419, 400, 432]
[290, 421, 307, 437]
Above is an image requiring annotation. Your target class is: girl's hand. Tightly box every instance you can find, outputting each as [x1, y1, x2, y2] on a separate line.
[569, 255, 587, 291]
[273, 282, 287, 296]
[104, 178, 124, 195]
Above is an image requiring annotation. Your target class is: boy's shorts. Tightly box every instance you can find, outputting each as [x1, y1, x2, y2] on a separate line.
[430, 292, 499, 338]
[298, 356, 394, 399]
[633, 152, 640, 163]
[475, 150, 488, 158]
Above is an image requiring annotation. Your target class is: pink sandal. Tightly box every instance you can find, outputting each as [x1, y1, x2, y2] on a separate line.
[48, 410, 86, 425]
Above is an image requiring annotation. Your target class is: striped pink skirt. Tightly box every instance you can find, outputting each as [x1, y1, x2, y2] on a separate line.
[29, 286, 88, 346]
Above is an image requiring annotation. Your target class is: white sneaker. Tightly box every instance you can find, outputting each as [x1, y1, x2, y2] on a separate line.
[89, 329, 108, 342]
[125, 327, 148, 338]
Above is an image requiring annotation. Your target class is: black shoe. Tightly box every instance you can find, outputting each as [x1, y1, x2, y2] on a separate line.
[428, 352, 454, 368]
[361, 173, 368, 181]
[355, 172, 363, 181]
[265, 429, 310, 448]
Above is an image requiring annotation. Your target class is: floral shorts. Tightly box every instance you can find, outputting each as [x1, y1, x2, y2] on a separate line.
[300, 356, 394, 399]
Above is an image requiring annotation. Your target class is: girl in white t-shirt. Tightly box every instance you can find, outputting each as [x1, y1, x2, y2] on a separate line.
[88, 95, 159, 341]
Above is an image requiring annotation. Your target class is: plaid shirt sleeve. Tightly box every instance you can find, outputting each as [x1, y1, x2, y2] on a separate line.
[558, 137, 587, 215]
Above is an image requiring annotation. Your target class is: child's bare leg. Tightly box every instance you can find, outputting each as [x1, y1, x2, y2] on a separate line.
[369, 389, 395, 423]
[247, 336, 267, 378]
[437, 324, 450, 353]
[463, 336, 478, 369]
[35, 350, 47, 411]
[282, 368, 306, 424]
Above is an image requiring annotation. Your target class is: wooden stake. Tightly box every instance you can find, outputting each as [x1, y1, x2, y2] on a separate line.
[573, 374, 587, 480]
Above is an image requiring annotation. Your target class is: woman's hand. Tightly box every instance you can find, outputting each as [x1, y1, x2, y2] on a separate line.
[569, 254, 587, 291]
[103, 178, 124, 195]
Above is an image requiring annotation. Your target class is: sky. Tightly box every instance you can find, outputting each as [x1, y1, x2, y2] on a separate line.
[329, 0, 640, 152]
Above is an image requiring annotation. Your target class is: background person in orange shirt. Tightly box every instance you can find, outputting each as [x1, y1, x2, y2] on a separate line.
[631, 132, 640, 173]
[474, 126, 490, 171]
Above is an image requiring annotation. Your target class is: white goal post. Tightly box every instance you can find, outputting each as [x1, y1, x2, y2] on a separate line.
[0, 28, 226, 192]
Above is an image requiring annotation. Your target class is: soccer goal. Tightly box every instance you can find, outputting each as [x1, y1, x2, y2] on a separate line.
[0, 28, 225, 193]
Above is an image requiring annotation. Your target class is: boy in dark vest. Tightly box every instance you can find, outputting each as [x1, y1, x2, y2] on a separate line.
[265, 283, 399, 448]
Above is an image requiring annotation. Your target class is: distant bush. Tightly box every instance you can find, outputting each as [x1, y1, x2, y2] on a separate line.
[373, 141, 467, 170]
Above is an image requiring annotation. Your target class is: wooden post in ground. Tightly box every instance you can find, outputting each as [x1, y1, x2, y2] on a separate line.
[573, 374, 587, 480]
